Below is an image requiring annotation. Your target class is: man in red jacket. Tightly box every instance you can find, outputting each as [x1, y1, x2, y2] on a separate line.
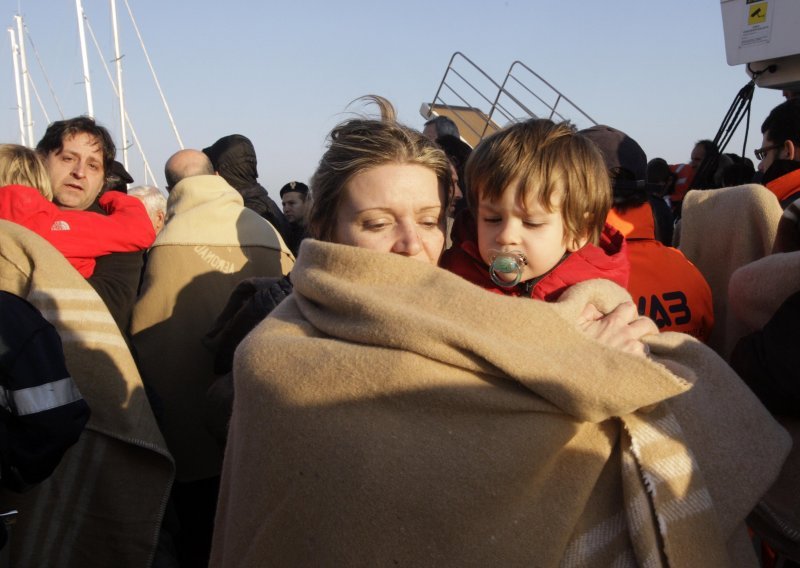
[36, 116, 145, 333]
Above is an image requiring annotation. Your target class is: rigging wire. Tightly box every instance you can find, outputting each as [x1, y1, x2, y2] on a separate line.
[122, 0, 183, 149]
[742, 98, 752, 159]
[692, 80, 755, 189]
[23, 24, 64, 122]
[713, 80, 755, 153]
[84, 15, 157, 185]
[23, 22, 64, 119]
[26, 67, 50, 124]
[693, 63, 775, 188]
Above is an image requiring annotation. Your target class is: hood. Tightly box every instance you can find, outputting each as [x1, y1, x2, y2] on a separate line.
[203, 134, 259, 190]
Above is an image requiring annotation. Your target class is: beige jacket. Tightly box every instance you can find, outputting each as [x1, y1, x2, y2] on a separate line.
[211, 240, 789, 567]
[0, 220, 174, 567]
[130, 175, 293, 481]
[678, 184, 782, 359]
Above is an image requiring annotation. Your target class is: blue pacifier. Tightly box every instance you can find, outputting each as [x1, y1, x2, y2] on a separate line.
[489, 250, 528, 288]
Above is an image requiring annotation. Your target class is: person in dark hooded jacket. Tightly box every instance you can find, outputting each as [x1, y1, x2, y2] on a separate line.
[203, 134, 289, 241]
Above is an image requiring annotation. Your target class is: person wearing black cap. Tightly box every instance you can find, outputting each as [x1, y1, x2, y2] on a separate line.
[202, 134, 289, 241]
[581, 125, 714, 341]
[105, 160, 134, 193]
[279, 181, 310, 256]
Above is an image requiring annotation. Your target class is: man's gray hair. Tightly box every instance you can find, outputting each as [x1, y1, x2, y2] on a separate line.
[127, 185, 167, 218]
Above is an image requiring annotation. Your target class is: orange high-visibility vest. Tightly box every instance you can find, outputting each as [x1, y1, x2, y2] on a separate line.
[669, 163, 695, 205]
[608, 204, 714, 341]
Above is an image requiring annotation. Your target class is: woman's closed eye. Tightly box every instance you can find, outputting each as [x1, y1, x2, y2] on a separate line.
[362, 219, 393, 231]
[418, 216, 440, 228]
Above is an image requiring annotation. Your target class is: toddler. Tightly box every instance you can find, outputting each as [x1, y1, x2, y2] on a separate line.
[441, 119, 628, 301]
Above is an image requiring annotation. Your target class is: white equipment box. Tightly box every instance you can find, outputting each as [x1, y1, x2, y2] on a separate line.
[721, 0, 800, 89]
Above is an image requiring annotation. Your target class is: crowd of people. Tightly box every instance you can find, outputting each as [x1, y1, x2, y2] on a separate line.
[0, 93, 798, 567]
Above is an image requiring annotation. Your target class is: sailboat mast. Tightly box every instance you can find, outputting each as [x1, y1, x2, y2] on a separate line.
[75, 0, 94, 118]
[7, 28, 26, 145]
[14, 16, 34, 147]
[110, 0, 128, 168]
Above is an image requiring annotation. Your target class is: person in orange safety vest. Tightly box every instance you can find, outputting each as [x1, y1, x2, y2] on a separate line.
[581, 126, 714, 341]
[757, 98, 800, 208]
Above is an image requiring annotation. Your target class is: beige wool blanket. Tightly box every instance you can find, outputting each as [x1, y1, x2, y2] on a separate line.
[0, 220, 174, 567]
[678, 185, 782, 359]
[728, 250, 800, 335]
[727, 250, 800, 554]
[212, 240, 789, 567]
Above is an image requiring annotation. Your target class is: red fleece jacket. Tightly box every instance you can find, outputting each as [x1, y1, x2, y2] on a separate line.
[0, 184, 155, 277]
[441, 211, 629, 302]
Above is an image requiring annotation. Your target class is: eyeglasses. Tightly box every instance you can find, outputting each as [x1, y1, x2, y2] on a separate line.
[754, 144, 781, 161]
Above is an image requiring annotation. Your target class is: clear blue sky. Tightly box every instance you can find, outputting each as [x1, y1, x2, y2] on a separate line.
[0, 1, 786, 199]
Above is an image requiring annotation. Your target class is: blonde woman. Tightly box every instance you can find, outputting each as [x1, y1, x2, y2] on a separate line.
[212, 97, 788, 567]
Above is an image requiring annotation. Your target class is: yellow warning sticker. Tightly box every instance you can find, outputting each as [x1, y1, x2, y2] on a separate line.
[748, 2, 767, 25]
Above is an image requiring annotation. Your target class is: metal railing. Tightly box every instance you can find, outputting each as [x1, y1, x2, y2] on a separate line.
[422, 52, 598, 147]
[491, 60, 597, 130]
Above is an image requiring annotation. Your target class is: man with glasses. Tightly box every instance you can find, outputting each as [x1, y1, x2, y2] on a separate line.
[756, 98, 800, 208]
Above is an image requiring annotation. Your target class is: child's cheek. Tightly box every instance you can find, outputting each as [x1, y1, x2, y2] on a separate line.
[476, 224, 492, 266]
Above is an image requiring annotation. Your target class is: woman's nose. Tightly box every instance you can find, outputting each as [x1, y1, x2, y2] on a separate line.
[391, 223, 423, 257]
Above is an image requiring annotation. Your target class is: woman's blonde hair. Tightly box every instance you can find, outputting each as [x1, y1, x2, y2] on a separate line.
[309, 95, 452, 242]
[466, 119, 611, 247]
[0, 143, 54, 200]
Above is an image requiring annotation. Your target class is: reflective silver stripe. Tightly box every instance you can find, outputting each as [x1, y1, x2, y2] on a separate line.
[29, 288, 101, 302]
[9, 378, 83, 416]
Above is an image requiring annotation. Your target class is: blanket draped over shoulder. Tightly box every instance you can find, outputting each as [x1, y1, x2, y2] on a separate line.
[728, 250, 800, 554]
[729, 250, 800, 334]
[212, 239, 789, 568]
[678, 184, 782, 358]
[0, 220, 174, 568]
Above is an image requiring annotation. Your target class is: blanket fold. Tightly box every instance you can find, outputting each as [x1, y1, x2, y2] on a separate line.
[212, 239, 789, 567]
[678, 184, 782, 358]
[0, 220, 174, 567]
